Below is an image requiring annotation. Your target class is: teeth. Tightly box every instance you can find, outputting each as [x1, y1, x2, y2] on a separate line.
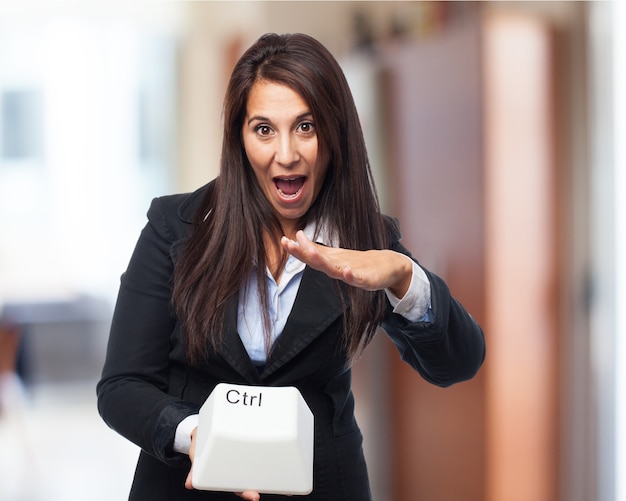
[275, 176, 305, 198]
[278, 189, 299, 198]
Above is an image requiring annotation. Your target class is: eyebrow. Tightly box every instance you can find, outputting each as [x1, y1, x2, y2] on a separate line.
[246, 111, 314, 126]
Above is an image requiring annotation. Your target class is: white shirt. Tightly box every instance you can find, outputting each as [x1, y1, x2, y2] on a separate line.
[174, 223, 432, 454]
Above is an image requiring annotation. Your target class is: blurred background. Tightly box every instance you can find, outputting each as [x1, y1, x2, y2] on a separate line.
[0, 1, 623, 500]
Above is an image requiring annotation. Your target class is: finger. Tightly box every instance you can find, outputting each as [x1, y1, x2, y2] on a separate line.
[293, 229, 314, 248]
[283, 235, 354, 282]
[290, 231, 320, 260]
[236, 491, 261, 500]
[281, 233, 322, 267]
[185, 427, 198, 490]
[280, 235, 298, 255]
[184, 468, 194, 490]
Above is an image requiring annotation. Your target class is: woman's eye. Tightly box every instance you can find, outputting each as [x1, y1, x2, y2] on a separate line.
[298, 122, 315, 133]
[256, 125, 272, 136]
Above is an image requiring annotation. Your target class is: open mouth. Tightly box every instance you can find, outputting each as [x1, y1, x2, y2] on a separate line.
[274, 176, 306, 198]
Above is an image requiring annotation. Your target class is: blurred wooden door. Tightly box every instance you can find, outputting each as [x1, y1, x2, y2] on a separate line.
[381, 9, 559, 501]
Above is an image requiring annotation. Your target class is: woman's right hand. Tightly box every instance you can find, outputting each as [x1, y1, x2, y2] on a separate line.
[184, 427, 198, 490]
[185, 427, 261, 500]
[281, 231, 413, 298]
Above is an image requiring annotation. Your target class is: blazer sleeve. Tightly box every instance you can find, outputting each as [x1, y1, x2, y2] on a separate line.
[96, 196, 198, 467]
[381, 219, 486, 387]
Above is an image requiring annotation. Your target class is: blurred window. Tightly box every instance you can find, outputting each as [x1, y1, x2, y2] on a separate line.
[0, 15, 177, 306]
[1, 89, 43, 160]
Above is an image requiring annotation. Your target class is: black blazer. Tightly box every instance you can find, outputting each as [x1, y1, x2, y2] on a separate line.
[97, 182, 485, 500]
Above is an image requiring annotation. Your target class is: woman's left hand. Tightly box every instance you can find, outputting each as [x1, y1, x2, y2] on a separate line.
[236, 492, 261, 500]
[281, 231, 412, 298]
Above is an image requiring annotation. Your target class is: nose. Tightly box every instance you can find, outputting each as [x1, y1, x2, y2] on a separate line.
[275, 134, 300, 167]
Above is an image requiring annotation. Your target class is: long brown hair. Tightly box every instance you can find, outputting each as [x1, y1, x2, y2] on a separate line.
[173, 33, 389, 364]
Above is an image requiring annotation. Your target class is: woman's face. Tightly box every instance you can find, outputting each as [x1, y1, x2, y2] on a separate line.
[242, 80, 329, 237]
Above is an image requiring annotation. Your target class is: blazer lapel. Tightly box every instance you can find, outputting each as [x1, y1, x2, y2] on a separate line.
[262, 267, 345, 377]
[212, 269, 345, 382]
[171, 187, 345, 382]
[215, 296, 263, 383]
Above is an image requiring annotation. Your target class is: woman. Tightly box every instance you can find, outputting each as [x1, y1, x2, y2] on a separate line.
[97, 33, 485, 500]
